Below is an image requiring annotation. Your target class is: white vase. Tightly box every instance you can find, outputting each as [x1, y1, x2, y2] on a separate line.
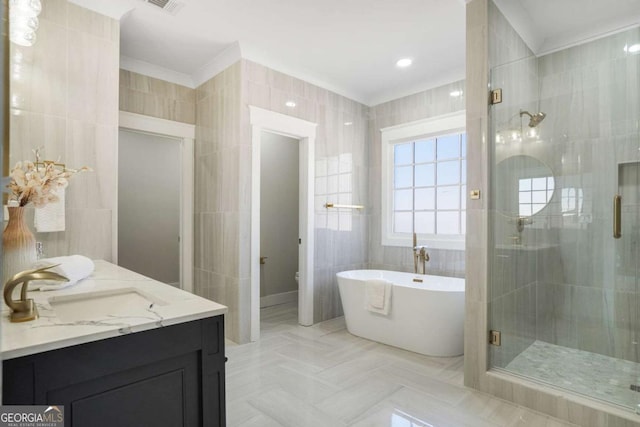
[3, 207, 37, 286]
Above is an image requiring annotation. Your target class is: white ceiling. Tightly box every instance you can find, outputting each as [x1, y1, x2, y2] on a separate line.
[493, 0, 640, 55]
[70, 0, 640, 106]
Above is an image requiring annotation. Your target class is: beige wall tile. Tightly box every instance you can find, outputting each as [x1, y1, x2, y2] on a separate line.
[10, 0, 118, 262]
[119, 70, 196, 124]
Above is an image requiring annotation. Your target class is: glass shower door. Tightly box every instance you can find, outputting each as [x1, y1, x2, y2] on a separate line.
[487, 26, 640, 412]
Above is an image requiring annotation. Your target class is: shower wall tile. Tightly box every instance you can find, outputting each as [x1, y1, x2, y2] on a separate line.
[536, 282, 640, 363]
[487, 1, 532, 67]
[488, 283, 537, 369]
[489, 246, 536, 300]
[368, 80, 466, 278]
[119, 69, 196, 124]
[533, 26, 640, 361]
[10, 0, 119, 262]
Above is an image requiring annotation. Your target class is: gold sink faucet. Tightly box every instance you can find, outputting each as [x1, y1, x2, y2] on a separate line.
[413, 233, 430, 275]
[3, 266, 68, 322]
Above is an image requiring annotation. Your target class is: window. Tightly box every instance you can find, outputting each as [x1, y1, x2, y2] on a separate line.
[518, 176, 554, 216]
[381, 112, 466, 249]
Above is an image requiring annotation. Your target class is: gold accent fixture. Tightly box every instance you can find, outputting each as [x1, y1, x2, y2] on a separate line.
[35, 160, 66, 171]
[412, 233, 429, 275]
[3, 265, 68, 322]
[469, 189, 481, 200]
[613, 194, 622, 239]
[324, 203, 364, 210]
[34, 149, 66, 171]
[260, 256, 268, 265]
[412, 278, 423, 283]
[490, 88, 502, 105]
[516, 216, 533, 233]
[489, 330, 501, 346]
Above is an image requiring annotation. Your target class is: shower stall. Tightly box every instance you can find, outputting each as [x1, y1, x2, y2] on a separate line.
[488, 23, 640, 412]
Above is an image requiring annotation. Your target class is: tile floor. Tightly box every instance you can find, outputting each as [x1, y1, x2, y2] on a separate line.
[225, 303, 578, 426]
[506, 340, 640, 410]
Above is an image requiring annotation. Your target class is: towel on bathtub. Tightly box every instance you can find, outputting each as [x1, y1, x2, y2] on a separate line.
[364, 279, 392, 315]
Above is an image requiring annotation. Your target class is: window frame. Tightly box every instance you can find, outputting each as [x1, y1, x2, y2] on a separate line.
[381, 111, 466, 250]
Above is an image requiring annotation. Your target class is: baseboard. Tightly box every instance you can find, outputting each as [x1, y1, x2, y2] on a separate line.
[260, 290, 298, 308]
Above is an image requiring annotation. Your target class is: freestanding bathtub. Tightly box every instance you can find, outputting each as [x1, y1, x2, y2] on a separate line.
[336, 270, 465, 357]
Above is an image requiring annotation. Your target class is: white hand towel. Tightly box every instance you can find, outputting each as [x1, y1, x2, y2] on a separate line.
[364, 279, 392, 315]
[29, 255, 95, 291]
[34, 187, 66, 232]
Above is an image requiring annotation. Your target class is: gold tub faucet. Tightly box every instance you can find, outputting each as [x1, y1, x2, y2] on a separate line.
[412, 233, 430, 275]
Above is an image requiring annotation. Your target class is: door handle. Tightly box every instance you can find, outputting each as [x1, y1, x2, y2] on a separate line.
[260, 256, 268, 265]
[613, 195, 621, 239]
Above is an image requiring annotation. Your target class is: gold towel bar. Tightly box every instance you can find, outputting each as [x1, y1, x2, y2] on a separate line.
[613, 194, 621, 239]
[324, 203, 364, 210]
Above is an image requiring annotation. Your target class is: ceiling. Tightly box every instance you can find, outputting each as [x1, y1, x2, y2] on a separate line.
[70, 0, 640, 106]
[493, 0, 640, 55]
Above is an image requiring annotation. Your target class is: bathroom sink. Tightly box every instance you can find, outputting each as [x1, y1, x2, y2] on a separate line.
[48, 288, 167, 323]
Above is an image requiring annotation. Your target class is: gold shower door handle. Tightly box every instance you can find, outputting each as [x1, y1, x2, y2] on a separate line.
[613, 195, 621, 239]
[260, 256, 268, 265]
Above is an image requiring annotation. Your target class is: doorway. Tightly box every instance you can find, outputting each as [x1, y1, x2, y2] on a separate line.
[259, 131, 300, 308]
[249, 106, 317, 341]
[118, 129, 181, 286]
[118, 111, 195, 292]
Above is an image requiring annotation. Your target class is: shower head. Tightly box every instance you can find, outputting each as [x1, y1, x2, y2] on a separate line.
[520, 110, 546, 128]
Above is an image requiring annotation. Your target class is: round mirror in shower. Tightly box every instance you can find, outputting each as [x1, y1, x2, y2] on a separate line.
[495, 155, 555, 217]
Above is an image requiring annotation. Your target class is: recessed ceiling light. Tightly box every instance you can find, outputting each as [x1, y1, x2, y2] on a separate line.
[396, 58, 413, 68]
[285, 101, 296, 108]
[450, 90, 463, 97]
[344, 122, 353, 126]
[624, 43, 640, 53]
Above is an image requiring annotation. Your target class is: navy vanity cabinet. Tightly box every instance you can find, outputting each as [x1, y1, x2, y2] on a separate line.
[2, 315, 226, 427]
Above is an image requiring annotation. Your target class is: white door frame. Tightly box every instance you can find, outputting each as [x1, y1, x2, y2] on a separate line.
[249, 106, 317, 341]
[118, 111, 195, 293]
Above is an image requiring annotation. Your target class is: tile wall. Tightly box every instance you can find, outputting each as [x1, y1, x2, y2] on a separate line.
[239, 60, 370, 328]
[9, 0, 119, 261]
[193, 62, 245, 342]
[367, 82, 466, 277]
[119, 69, 196, 124]
[534, 26, 640, 362]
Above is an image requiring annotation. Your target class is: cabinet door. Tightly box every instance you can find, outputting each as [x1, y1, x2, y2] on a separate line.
[3, 317, 226, 427]
[48, 353, 200, 427]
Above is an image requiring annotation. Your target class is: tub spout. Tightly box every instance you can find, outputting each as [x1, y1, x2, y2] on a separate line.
[412, 233, 429, 274]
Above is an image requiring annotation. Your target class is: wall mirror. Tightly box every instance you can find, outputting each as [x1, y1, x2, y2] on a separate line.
[495, 154, 555, 217]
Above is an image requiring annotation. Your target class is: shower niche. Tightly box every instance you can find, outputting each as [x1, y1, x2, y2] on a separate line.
[487, 25, 640, 412]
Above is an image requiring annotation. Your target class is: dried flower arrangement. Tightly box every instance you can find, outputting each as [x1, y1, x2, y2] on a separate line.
[6, 155, 91, 207]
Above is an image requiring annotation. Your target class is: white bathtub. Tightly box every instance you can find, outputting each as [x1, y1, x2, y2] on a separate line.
[336, 270, 465, 357]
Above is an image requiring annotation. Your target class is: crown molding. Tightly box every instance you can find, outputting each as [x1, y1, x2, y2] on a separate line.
[120, 56, 195, 88]
[68, 0, 135, 20]
[191, 42, 243, 88]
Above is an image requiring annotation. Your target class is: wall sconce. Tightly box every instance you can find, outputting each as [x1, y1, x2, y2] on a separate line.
[9, 0, 42, 47]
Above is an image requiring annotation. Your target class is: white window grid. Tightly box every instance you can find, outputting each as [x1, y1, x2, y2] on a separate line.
[391, 133, 467, 236]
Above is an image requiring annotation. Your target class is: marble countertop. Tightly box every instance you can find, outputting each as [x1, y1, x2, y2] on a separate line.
[1, 260, 227, 360]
